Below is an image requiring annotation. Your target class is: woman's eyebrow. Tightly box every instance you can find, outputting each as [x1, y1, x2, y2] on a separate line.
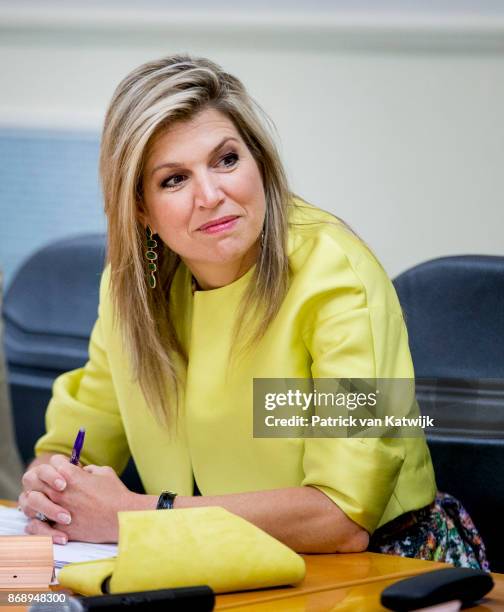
[151, 136, 240, 177]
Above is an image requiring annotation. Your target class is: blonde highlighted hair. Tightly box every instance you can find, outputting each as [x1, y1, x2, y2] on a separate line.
[99, 54, 293, 427]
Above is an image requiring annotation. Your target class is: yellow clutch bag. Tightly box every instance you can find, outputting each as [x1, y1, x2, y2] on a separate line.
[59, 507, 306, 595]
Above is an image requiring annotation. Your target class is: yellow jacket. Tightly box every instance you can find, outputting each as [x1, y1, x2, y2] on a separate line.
[36, 199, 436, 533]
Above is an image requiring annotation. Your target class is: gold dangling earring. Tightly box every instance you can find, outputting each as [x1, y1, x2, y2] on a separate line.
[145, 225, 158, 289]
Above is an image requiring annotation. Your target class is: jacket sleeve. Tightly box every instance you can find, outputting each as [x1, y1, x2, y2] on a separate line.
[35, 268, 130, 474]
[300, 246, 414, 533]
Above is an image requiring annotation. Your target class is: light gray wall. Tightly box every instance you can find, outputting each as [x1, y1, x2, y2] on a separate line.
[1, 1, 503, 287]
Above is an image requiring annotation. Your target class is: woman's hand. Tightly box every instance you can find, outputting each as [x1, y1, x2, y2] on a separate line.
[19, 455, 72, 544]
[21, 454, 136, 544]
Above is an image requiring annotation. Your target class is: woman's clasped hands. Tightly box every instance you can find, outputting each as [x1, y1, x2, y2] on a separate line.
[19, 455, 134, 544]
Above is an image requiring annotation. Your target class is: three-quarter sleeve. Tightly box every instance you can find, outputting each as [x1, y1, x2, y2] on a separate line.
[300, 243, 417, 533]
[35, 270, 130, 474]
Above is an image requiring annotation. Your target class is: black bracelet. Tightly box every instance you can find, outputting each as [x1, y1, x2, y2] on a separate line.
[156, 490, 178, 510]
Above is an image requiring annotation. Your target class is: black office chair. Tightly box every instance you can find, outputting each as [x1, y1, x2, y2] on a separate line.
[3, 234, 143, 493]
[394, 255, 504, 572]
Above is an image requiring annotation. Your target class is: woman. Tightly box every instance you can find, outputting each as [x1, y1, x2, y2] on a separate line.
[19, 55, 488, 569]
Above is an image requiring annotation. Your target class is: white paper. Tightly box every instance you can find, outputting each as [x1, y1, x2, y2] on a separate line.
[0, 505, 117, 574]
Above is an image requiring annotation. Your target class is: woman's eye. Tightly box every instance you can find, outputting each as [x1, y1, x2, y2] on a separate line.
[160, 153, 238, 189]
[161, 174, 186, 189]
[219, 152, 239, 168]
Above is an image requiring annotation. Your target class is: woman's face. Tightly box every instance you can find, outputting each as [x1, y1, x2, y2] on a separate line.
[141, 107, 266, 286]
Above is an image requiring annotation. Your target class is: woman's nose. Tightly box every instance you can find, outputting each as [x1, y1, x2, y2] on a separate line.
[194, 173, 223, 209]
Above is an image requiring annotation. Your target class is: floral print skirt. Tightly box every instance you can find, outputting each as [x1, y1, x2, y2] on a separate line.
[368, 491, 490, 571]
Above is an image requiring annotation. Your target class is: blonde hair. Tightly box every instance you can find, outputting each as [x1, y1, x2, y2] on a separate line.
[100, 54, 291, 427]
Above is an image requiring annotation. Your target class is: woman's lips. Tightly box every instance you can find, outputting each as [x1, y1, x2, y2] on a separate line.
[198, 216, 240, 234]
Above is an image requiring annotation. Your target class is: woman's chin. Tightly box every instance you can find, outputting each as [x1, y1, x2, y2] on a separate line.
[203, 241, 258, 265]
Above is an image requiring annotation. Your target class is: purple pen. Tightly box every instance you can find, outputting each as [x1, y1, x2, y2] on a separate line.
[70, 427, 86, 465]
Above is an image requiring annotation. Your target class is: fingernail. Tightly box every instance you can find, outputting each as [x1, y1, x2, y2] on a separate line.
[55, 536, 67, 545]
[57, 513, 71, 525]
[55, 479, 66, 491]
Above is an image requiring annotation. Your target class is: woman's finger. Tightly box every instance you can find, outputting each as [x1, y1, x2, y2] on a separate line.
[19, 497, 52, 523]
[18, 490, 38, 519]
[22, 461, 67, 494]
[25, 518, 68, 545]
[35, 463, 67, 492]
[25, 490, 72, 526]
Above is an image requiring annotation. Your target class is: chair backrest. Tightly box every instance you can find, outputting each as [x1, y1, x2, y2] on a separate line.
[393, 255, 504, 572]
[3, 234, 106, 372]
[393, 255, 504, 380]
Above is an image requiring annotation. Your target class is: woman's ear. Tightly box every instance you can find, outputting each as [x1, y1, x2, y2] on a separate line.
[137, 197, 158, 234]
[137, 209, 154, 233]
[137, 211, 147, 229]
